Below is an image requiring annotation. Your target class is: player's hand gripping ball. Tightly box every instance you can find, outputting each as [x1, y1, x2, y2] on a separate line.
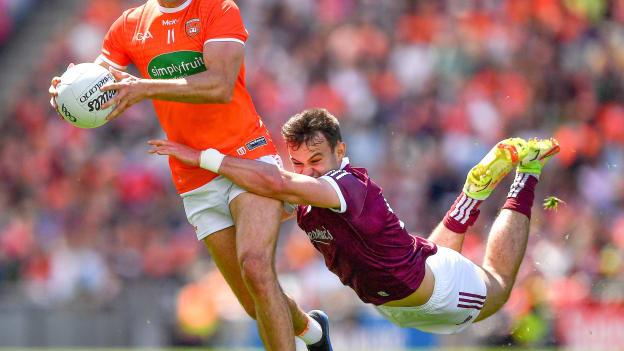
[54, 63, 117, 128]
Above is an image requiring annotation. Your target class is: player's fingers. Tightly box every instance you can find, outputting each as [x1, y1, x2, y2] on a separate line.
[106, 110, 119, 122]
[151, 146, 172, 156]
[49, 78, 61, 98]
[101, 99, 115, 110]
[105, 100, 127, 121]
[108, 66, 129, 81]
[101, 98, 116, 110]
[50, 97, 60, 116]
[109, 103, 127, 121]
[100, 82, 123, 92]
[101, 90, 125, 110]
[50, 98, 64, 120]
[147, 139, 169, 146]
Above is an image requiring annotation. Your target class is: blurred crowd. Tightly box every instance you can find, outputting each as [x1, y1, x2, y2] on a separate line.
[1, 0, 624, 348]
[0, 0, 39, 46]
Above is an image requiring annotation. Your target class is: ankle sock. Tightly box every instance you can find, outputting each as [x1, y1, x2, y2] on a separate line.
[443, 192, 483, 234]
[502, 172, 538, 219]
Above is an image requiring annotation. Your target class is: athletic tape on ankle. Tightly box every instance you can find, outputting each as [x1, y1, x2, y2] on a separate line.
[200, 148, 225, 173]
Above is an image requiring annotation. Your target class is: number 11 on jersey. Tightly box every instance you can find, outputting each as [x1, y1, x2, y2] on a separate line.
[167, 29, 175, 44]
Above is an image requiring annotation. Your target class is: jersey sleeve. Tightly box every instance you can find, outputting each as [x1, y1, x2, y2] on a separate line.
[98, 12, 131, 69]
[320, 170, 367, 217]
[201, 0, 249, 46]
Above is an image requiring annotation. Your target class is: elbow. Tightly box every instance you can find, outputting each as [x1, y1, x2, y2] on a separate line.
[218, 91, 233, 104]
[265, 175, 286, 197]
[262, 170, 288, 198]
[209, 83, 234, 104]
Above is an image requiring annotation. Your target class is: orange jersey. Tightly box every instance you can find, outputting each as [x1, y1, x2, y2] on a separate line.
[99, 0, 277, 193]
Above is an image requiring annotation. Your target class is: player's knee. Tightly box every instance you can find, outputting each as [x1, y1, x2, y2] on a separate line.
[497, 276, 516, 303]
[238, 252, 274, 294]
[485, 269, 515, 305]
[480, 266, 515, 302]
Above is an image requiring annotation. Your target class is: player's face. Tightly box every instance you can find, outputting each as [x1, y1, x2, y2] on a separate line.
[288, 133, 345, 178]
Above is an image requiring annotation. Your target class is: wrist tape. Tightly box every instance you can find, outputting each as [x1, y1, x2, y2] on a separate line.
[199, 148, 225, 173]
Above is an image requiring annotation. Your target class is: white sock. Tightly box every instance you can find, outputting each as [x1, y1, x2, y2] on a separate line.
[297, 314, 323, 345]
[295, 337, 308, 351]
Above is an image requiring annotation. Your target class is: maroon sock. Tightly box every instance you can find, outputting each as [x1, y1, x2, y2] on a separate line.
[443, 193, 483, 234]
[503, 172, 538, 219]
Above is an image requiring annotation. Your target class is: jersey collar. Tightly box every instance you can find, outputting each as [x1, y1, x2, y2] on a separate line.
[340, 157, 350, 170]
[158, 0, 192, 13]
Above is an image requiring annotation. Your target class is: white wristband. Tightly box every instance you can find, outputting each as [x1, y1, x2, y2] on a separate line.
[200, 148, 225, 173]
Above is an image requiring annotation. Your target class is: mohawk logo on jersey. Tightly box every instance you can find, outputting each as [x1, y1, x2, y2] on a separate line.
[245, 136, 267, 152]
[306, 226, 333, 245]
[147, 51, 206, 79]
[185, 18, 200, 37]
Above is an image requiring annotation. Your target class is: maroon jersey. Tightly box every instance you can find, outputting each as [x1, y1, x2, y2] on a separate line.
[296, 158, 438, 305]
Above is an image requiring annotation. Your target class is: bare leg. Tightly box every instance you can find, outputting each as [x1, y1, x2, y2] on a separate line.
[427, 222, 465, 253]
[230, 192, 294, 351]
[203, 225, 310, 346]
[475, 209, 529, 322]
[286, 295, 311, 335]
[203, 228, 269, 344]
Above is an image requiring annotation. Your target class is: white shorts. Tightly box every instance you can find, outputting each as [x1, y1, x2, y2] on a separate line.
[181, 155, 282, 241]
[375, 246, 487, 334]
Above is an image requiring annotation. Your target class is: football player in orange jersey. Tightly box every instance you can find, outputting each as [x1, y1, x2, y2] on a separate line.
[48, 1, 327, 350]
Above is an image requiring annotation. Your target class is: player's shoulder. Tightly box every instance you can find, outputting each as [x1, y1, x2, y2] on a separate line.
[322, 164, 369, 184]
[323, 168, 350, 180]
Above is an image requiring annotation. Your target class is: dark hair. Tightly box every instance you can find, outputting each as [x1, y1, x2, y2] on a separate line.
[281, 108, 342, 151]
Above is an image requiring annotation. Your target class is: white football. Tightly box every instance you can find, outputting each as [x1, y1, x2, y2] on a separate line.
[55, 63, 117, 128]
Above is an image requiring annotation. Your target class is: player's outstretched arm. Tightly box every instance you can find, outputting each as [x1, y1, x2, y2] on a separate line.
[147, 139, 341, 209]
